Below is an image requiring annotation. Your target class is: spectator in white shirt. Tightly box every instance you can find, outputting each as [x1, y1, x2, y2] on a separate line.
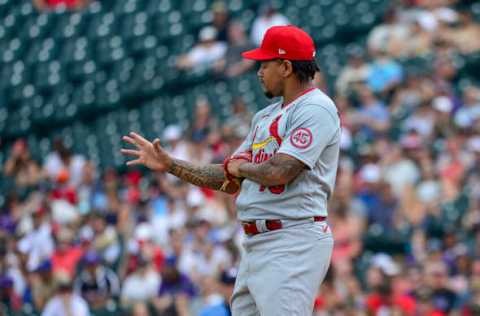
[250, 5, 289, 46]
[17, 207, 54, 272]
[41, 275, 90, 316]
[121, 255, 161, 307]
[176, 26, 227, 74]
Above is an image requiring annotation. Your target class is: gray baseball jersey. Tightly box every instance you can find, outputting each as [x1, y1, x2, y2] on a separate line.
[234, 88, 340, 221]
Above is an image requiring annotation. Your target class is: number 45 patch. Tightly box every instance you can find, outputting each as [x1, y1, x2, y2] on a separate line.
[290, 128, 313, 149]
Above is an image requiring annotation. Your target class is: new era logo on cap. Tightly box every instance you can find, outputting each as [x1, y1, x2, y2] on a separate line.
[242, 25, 316, 61]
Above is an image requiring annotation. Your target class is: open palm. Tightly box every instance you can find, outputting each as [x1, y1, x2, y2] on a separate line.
[121, 132, 172, 172]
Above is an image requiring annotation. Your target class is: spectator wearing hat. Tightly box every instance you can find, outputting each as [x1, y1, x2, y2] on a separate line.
[74, 251, 119, 310]
[153, 256, 196, 316]
[438, 9, 480, 54]
[41, 274, 90, 316]
[29, 260, 56, 312]
[176, 26, 227, 74]
[17, 207, 54, 272]
[163, 125, 189, 162]
[89, 212, 121, 266]
[210, 1, 231, 43]
[217, 268, 236, 316]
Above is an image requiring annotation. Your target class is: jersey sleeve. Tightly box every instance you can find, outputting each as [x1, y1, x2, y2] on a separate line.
[277, 103, 340, 169]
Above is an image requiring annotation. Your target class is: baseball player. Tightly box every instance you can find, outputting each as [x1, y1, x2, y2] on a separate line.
[121, 25, 340, 316]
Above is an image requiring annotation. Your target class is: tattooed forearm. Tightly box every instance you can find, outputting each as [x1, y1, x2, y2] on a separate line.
[239, 153, 306, 186]
[167, 159, 228, 191]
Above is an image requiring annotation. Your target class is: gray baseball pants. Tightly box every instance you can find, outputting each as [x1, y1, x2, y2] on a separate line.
[231, 219, 333, 316]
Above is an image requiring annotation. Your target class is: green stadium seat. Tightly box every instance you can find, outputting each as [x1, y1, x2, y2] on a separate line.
[29, 95, 46, 125]
[5, 105, 32, 136]
[0, 105, 7, 135]
[146, 0, 173, 17]
[96, 35, 126, 65]
[112, 0, 143, 16]
[50, 84, 78, 122]
[33, 60, 65, 92]
[111, 57, 134, 86]
[71, 80, 95, 110]
[130, 34, 157, 56]
[95, 78, 121, 110]
[69, 59, 97, 82]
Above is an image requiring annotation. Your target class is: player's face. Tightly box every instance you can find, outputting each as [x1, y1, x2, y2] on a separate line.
[257, 60, 284, 99]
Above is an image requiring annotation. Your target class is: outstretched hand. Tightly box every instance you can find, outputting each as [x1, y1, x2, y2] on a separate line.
[121, 132, 172, 172]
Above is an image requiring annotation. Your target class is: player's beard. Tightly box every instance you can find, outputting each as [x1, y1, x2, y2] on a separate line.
[264, 91, 274, 99]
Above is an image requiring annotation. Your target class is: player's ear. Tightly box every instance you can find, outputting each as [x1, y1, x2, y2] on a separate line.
[281, 60, 293, 78]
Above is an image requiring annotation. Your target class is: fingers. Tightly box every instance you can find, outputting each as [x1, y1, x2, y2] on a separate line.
[126, 159, 143, 166]
[129, 132, 149, 146]
[120, 149, 141, 157]
[122, 135, 137, 147]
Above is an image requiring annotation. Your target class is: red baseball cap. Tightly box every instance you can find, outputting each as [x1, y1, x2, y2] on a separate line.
[242, 25, 316, 61]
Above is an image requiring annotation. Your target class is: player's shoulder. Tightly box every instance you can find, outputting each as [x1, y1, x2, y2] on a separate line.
[293, 89, 339, 122]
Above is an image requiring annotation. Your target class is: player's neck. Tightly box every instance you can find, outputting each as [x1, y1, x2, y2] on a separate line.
[281, 82, 315, 108]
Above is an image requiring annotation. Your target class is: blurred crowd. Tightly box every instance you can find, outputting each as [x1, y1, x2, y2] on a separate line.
[2, 0, 480, 316]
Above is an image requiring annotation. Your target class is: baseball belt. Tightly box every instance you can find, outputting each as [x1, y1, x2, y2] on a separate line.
[242, 216, 327, 236]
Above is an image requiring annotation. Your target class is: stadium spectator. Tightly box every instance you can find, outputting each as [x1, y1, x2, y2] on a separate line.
[17, 207, 54, 272]
[210, 1, 231, 43]
[44, 138, 86, 188]
[250, 4, 289, 46]
[367, 8, 410, 57]
[454, 86, 480, 128]
[41, 274, 90, 316]
[120, 255, 160, 307]
[176, 27, 227, 74]
[28, 260, 56, 312]
[439, 8, 480, 54]
[153, 257, 196, 316]
[162, 125, 190, 162]
[74, 251, 120, 310]
[352, 86, 391, 138]
[88, 212, 121, 266]
[51, 228, 84, 278]
[335, 50, 370, 96]
[367, 51, 403, 94]
[214, 21, 255, 78]
[3, 139, 42, 190]
[196, 276, 229, 316]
